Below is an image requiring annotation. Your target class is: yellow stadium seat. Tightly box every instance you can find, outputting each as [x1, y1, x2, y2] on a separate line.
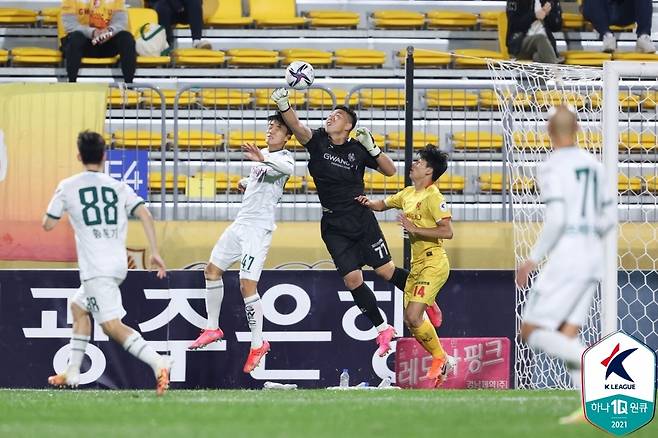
[173, 48, 225, 66]
[397, 49, 450, 68]
[107, 88, 141, 107]
[358, 89, 404, 107]
[349, 132, 385, 147]
[305, 10, 360, 28]
[612, 52, 658, 62]
[128, 8, 171, 66]
[200, 89, 252, 107]
[284, 175, 304, 192]
[227, 48, 279, 67]
[426, 90, 479, 109]
[40, 7, 59, 26]
[249, 0, 307, 28]
[452, 131, 504, 150]
[426, 11, 477, 29]
[385, 131, 439, 149]
[280, 48, 333, 66]
[534, 90, 586, 108]
[170, 130, 224, 149]
[365, 173, 405, 192]
[371, 10, 425, 29]
[640, 91, 658, 109]
[190, 172, 241, 192]
[453, 49, 506, 68]
[512, 131, 551, 151]
[307, 88, 358, 107]
[149, 173, 187, 192]
[479, 173, 534, 193]
[306, 174, 316, 191]
[254, 88, 306, 108]
[0, 49, 8, 64]
[644, 175, 658, 193]
[112, 130, 163, 149]
[610, 24, 635, 32]
[561, 13, 586, 30]
[619, 132, 656, 152]
[577, 132, 602, 151]
[437, 174, 466, 193]
[228, 130, 267, 148]
[589, 91, 641, 110]
[10, 47, 62, 65]
[204, 0, 253, 27]
[479, 90, 532, 109]
[334, 49, 386, 68]
[618, 174, 642, 193]
[563, 51, 611, 67]
[0, 8, 38, 25]
[143, 89, 197, 107]
[478, 11, 500, 29]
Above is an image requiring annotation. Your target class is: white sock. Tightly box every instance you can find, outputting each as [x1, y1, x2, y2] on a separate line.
[205, 279, 224, 330]
[122, 331, 162, 375]
[527, 329, 585, 368]
[375, 322, 389, 332]
[66, 333, 90, 376]
[244, 294, 263, 349]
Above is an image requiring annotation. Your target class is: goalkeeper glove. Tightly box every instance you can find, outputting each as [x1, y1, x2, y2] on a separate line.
[271, 88, 290, 112]
[355, 127, 381, 158]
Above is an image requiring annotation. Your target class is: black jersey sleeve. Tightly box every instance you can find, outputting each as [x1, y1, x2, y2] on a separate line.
[304, 128, 327, 153]
[361, 143, 379, 170]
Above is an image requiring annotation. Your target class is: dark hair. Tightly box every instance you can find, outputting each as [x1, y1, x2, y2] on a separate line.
[418, 144, 448, 181]
[77, 130, 106, 165]
[333, 105, 358, 132]
[267, 112, 292, 136]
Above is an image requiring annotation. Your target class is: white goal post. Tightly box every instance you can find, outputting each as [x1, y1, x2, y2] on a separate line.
[489, 59, 658, 389]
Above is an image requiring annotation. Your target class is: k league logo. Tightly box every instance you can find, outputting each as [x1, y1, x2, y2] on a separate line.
[583, 331, 656, 436]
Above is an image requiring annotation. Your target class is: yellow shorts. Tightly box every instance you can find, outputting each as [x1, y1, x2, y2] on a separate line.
[403, 255, 450, 307]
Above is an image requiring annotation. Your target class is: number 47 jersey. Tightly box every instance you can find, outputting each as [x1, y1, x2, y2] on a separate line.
[46, 171, 145, 282]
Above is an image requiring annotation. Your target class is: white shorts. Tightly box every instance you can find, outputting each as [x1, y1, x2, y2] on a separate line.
[72, 277, 126, 324]
[209, 222, 273, 281]
[523, 261, 599, 331]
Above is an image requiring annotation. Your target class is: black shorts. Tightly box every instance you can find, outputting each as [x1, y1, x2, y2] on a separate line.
[320, 208, 392, 277]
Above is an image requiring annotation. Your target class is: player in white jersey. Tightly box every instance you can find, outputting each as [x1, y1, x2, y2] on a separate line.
[516, 106, 615, 423]
[188, 113, 294, 373]
[44, 131, 171, 395]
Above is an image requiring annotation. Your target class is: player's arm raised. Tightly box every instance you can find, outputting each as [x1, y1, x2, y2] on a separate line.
[133, 204, 167, 279]
[271, 88, 313, 145]
[399, 215, 454, 239]
[355, 127, 396, 176]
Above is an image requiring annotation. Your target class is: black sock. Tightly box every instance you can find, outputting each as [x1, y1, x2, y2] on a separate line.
[350, 283, 385, 328]
[389, 267, 409, 291]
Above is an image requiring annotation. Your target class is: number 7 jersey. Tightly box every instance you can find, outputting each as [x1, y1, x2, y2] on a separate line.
[46, 170, 144, 281]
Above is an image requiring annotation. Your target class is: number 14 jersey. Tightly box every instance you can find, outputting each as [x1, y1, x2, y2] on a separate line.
[47, 170, 144, 281]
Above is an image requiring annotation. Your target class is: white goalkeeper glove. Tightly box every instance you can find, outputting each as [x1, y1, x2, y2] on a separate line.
[355, 127, 381, 158]
[271, 88, 290, 112]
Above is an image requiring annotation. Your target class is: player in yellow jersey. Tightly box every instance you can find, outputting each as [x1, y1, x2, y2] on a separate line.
[356, 145, 454, 386]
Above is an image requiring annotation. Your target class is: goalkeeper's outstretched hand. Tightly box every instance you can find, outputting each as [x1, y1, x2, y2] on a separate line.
[271, 88, 290, 112]
[355, 127, 381, 157]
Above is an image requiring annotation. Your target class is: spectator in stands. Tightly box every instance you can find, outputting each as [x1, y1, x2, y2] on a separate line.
[152, 0, 211, 49]
[506, 0, 563, 64]
[581, 0, 655, 53]
[61, 0, 137, 83]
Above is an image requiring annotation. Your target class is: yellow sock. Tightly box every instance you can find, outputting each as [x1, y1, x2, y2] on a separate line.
[410, 319, 445, 359]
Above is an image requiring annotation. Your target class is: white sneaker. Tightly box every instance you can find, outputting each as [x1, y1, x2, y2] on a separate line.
[193, 39, 211, 50]
[636, 34, 656, 53]
[602, 32, 616, 53]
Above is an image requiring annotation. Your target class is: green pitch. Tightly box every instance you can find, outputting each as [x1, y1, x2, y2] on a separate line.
[0, 389, 655, 438]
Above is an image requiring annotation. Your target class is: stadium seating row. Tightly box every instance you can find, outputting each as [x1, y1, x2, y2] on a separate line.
[147, 171, 655, 195]
[106, 127, 658, 153]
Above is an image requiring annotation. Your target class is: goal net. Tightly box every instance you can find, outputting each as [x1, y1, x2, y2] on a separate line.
[487, 60, 658, 389]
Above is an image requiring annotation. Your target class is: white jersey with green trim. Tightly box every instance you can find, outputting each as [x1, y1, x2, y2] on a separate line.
[530, 146, 612, 271]
[235, 148, 294, 231]
[46, 170, 144, 281]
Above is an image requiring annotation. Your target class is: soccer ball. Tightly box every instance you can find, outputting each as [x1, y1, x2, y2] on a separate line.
[285, 61, 314, 90]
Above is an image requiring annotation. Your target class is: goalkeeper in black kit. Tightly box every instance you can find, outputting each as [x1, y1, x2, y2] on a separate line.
[271, 87, 416, 356]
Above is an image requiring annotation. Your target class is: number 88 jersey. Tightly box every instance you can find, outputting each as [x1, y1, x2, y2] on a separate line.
[47, 170, 144, 281]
